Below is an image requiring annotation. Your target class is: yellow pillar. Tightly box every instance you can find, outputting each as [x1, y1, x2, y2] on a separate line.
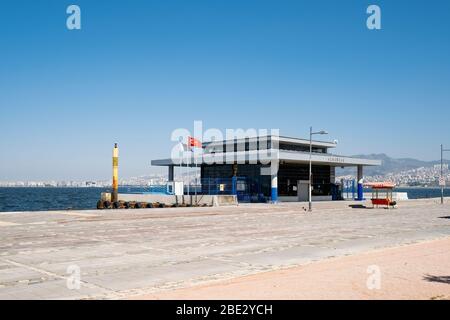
[112, 143, 119, 203]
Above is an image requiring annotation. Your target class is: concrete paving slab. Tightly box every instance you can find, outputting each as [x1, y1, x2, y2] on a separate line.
[0, 198, 449, 299]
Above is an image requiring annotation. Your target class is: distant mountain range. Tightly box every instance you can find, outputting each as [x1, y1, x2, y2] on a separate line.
[338, 153, 450, 176]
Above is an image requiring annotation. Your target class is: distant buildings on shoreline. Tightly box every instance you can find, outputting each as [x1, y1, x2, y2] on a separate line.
[337, 164, 449, 187]
[1, 164, 449, 188]
[0, 174, 168, 188]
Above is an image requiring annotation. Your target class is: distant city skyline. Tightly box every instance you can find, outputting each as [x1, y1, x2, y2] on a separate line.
[1, 159, 449, 188]
[1, 0, 450, 181]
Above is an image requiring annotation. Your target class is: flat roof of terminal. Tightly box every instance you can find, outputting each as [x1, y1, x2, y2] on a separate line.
[152, 134, 381, 167]
[152, 150, 381, 167]
[203, 135, 337, 148]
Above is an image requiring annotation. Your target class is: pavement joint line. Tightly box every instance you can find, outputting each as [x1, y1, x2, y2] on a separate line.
[0, 221, 20, 227]
[0, 258, 118, 297]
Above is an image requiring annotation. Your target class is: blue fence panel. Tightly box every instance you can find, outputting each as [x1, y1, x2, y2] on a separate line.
[119, 185, 170, 195]
[342, 179, 356, 199]
[118, 178, 267, 202]
[200, 178, 235, 195]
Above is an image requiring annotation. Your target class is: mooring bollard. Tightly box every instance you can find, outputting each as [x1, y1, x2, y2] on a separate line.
[97, 200, 105, 209]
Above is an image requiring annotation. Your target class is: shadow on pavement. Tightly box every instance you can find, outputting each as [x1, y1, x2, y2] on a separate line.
[423, 274, 450, 284]
[348, 204, 367, 209]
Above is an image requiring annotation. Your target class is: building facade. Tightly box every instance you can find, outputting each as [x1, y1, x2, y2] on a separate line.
[151, 134, 381, 202]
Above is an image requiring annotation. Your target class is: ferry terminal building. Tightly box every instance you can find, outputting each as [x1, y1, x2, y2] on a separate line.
[151, 134, 381, 202]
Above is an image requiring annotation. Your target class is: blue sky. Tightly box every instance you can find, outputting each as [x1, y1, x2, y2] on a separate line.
[1, 0, 449, 180]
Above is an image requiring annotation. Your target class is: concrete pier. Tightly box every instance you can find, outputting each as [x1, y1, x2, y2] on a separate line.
[0, 198, 449, 299]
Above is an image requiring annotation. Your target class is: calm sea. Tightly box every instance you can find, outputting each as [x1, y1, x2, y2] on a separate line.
[0, 187, 449, 213]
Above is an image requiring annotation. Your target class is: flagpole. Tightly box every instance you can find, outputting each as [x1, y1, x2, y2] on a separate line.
[179, 140, 184, 199]
[194, 147, 197, 205]
[186, 136, 202, 206]
[187, 140, 190, 201]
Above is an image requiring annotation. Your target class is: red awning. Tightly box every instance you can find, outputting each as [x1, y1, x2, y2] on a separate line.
[364, 182, 396, 189]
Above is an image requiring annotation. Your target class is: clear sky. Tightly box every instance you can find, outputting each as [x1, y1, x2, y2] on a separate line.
[1, 0, 449, 181]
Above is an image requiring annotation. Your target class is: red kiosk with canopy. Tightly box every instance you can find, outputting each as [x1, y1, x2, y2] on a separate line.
[364, 182, 397, 208]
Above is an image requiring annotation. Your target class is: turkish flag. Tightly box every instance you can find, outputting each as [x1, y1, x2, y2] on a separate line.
[188, 136, 202, 148]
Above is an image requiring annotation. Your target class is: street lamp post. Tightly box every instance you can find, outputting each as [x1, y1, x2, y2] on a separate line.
[309, 127, 328, 212]
[441, 144, 450, 205]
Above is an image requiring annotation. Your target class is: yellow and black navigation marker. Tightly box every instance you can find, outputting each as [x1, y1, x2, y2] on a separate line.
[112, 143, 119, 203]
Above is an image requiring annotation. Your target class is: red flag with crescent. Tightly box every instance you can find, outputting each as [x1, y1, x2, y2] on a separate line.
[188, 136, 202, 148]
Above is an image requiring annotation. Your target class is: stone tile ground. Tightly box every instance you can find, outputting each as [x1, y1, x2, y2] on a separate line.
[0, 199, 449, 299]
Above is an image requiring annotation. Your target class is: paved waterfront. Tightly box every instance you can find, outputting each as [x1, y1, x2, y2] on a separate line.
[0, 199, 449, 299]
